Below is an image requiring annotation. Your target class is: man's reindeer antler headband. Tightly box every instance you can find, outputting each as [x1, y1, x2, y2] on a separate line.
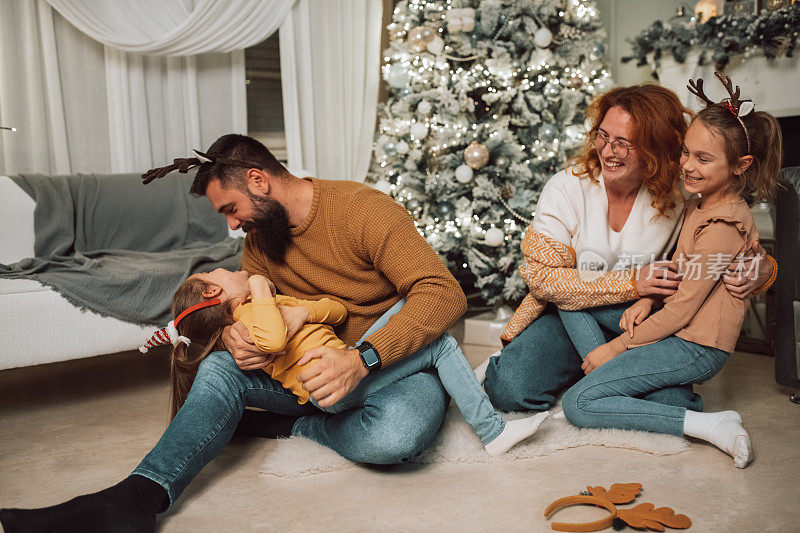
[687, 71, 755, 155]
[141, 149, 262, 184]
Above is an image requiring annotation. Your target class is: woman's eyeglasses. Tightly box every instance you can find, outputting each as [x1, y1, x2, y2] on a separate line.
[591, 131, 634, 160]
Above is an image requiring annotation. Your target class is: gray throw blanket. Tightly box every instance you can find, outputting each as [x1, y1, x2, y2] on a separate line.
[0, 172, 243, 325]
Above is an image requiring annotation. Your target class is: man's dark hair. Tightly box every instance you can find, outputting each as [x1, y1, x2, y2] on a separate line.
[190, 134, 288, 196]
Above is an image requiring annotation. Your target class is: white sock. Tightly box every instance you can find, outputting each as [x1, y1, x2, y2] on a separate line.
[683, 410, 753, 468]
[474, 350, 500, 384]
[484, 411, 550, 457]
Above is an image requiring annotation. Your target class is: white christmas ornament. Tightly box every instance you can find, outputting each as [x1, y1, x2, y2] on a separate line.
[417, 100, 432, 115]
[396, 141, 409, 154]
[534, 27, 553, 48]
[373, 180, 393, 195]
[386, 64, 411, 88]
[485, 227, 504, 247]
[427, 36, 444, 55]
[410, 122, 428, 139]
[455, 164, 474, 183]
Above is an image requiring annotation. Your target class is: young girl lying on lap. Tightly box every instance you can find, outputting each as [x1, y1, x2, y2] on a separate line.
[144, 268, 548, 457]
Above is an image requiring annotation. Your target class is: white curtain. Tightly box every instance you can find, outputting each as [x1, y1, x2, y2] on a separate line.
[2, 0, 382, 181]
[0, 0, 111, 174]
[280, 0, 382, 180]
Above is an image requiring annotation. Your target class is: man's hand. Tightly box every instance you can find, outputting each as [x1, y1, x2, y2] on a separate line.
[297, 347, 368, 408]
[634, 261, 683, 297]
[582, 342, 624, 374]
[723, 241, 772, 300]
[619, 298, 655, 338]
[222, 321, 278, 370]
[278, 304, 310, 340]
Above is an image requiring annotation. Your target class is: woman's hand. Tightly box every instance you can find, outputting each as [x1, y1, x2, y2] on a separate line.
[723, 241, 772, 300]
[634, 261, 682, 297]
[619, 298, 655, 338]
[582, 342, 625, 374]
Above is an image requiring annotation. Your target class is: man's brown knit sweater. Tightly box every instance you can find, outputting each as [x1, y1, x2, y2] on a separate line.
[242, 178, 467, 366]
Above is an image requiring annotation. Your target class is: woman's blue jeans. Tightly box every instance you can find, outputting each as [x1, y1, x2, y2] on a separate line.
[561, 336, 729, 435]
[132, 300, 448, 506]
[483, 304, 702, 413]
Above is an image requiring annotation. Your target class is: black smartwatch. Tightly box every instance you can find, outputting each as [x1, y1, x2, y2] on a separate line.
[356, 341, 381, 372]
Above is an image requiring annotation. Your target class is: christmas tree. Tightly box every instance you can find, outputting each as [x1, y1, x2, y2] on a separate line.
[368, 0, 612, 306]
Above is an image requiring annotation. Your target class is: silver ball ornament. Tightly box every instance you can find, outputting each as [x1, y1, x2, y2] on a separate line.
[427, 35, 444, 55]
[410, 122, 428, 139]
[417, 100, 432, 115]
[387, 64, 411, 88]
[534, 27, 553, 48]
[455, 164, 474, 183]
[464, 141, 489, 169]
[435, 202, 454, 219]
[396, 141, 409, 154]
[484, 227, 505, 247]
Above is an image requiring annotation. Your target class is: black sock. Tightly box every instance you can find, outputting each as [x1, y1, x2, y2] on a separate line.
[0, 474, 167, 533]
[233, 409, 298, 439]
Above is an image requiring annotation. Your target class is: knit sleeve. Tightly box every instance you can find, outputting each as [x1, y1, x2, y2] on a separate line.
[609, 220, 747, 351]
[518, 230, 638, 309]
[347, 189, 467, 366]
[240, 298, 288, 353]
[287, 297, 348, 327]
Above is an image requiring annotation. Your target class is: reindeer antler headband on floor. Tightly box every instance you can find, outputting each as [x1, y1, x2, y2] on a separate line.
[141, 149, 263, 184]
[687, 71, 755, 155]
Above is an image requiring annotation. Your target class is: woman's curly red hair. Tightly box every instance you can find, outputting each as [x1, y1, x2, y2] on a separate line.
[570, 84, 691, 218]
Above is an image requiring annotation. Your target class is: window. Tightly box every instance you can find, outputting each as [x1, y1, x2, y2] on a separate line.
[245, 33, 286, 161]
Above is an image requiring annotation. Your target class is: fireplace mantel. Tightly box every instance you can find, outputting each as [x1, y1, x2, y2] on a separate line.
[656, 52, 800, 119]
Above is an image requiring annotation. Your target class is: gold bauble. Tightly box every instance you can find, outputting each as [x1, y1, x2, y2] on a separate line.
[464, 142, 490, 169]
[407, 25, 435, 51]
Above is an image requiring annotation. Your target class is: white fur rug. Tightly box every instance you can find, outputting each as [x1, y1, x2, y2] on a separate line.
[259, 405, 688, 478]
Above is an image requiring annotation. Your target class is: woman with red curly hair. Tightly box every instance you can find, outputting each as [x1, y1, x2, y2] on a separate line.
[478, 84, 774, 414]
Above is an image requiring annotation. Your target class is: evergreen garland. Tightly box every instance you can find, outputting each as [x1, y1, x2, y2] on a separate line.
[623, 4, 800, 77]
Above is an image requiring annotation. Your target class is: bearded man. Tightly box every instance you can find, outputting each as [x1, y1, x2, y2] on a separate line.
[0, 134, 467, 532]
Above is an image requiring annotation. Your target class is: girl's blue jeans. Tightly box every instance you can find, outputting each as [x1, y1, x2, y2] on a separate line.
[132, 300, 449, 507]
[484, 304, 702, 413]
[316, 300, 504, 446]
[561, 335, 729, 435]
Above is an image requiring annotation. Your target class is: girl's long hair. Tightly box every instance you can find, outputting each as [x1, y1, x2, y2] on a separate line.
[570, 84, 692, 218]
[692, 105, 782, 205]
[169, 278, 234, 419]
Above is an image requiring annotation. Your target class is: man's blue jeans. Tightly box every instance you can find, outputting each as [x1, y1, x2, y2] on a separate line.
[483, 304, 702, 413]
[316, 300, 504, 444]
[561, 336, 728, 435]
[132, 301, 448, 507]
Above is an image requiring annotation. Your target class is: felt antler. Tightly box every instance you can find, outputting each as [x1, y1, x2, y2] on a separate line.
[141, 157, 202, 184]
[586, 483, 642, 504]
[617, 503, 692, 531]
[687, 77, 715, 106]
[715, 71, 742, 109]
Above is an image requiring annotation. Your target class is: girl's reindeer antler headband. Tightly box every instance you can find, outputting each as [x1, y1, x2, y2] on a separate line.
[141, 149, 262, 184]
[687, 71, 755, 154]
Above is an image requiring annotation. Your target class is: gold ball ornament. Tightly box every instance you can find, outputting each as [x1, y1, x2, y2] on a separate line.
[464, 142, 490, 169]
[407, 25, 435, 52]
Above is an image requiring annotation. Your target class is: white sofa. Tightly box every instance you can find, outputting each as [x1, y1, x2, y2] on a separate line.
[0, 175, 246, 370]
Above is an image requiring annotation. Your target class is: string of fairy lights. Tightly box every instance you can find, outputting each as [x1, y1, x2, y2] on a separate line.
[374, 0, 610, 282]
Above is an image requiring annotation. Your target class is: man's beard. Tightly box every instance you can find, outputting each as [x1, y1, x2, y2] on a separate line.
[241, 194, 291, 263]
